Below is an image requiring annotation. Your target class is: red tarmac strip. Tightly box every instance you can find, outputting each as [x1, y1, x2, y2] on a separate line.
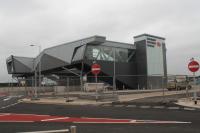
[0, 113, 191, 124]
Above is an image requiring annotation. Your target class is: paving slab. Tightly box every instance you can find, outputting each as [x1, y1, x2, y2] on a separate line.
[176, 98, 200, 109]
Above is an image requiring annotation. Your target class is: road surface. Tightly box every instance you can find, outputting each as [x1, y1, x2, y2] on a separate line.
[0, 95, 199, 133]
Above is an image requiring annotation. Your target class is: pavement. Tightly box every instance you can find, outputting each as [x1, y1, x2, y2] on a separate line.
[176, 98, 200, 109]
[21, 88, 200, 107]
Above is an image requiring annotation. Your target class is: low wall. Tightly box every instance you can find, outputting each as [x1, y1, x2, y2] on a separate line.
[0, 86, 54, 95]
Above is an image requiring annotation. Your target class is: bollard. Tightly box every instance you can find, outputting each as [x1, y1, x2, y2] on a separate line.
[193, 92, 197, 105]
[70, 126, 77, 133]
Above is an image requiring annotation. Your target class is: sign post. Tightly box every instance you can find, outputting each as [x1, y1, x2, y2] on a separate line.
[91, 63, 101, 101]
[91, 63, 101, 82]
[188, 58, 199, 104]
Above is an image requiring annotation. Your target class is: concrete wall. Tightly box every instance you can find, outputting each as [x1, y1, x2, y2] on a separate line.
[0, 87, 54, 95]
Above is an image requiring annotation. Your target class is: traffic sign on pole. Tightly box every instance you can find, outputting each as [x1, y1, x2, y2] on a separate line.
[188, 59, 199, 105]
[91, 63, 101, 75]
[188, 60, 199, 73]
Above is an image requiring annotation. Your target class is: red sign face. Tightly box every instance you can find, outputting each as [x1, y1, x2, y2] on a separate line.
[188, 61, 199, 72]
[91, 63, 101, 75]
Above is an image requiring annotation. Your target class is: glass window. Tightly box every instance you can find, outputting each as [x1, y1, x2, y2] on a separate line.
[72, 45, 85, 62]
[85, 45, 135, 62]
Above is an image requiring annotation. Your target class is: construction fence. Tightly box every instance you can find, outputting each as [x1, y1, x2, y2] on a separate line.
[1, 75, 200, 100]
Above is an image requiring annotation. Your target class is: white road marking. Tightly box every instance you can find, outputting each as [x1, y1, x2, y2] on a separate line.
[126, 105, 137, 108]
[184, 107, 196, 111]
[0, 102, 19, 109]
[139, 105, 151, 109]
[3, 97, 12, 101]
[152, 106, 165, 109]
[0, 113, 11, 117]
[168, 107, 180, 110]
[41, 117, 69, 121]
[74, 120, 191, 124]
[130, 120, 137, 123]
[17, 129, 69, 133]
[133, 120, 191, 124]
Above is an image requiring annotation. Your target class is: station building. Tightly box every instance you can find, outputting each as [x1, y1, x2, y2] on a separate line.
[6, 34, 167, 89]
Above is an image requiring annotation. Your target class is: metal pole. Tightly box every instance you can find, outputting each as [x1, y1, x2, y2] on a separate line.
[67, 77, 69, 99]
[162, 76, 165, 101]
[193, 72, 197, 104]
[113, 48, 116, 92]
[34, 68, 37, 98]
[30, 44, 41, 99]
[95, 74, 98, 101]
[80, 61, 83, 91]
[38, 45, 41, 97]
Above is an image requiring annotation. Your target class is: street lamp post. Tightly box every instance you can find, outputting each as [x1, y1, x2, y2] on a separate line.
[30, 45, 41, 98]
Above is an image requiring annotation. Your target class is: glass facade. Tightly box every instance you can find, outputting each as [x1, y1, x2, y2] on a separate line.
[85, 45, 135, 62]
[72, 45, 86, 62]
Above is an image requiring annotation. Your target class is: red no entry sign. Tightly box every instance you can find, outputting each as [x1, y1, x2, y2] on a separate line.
[188, 60, 199, 72]
[91, 63, 101, 75]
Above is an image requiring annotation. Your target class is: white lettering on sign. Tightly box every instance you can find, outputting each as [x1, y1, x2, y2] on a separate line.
[92, 68, 100, 71]
[188, 65, 199, 68]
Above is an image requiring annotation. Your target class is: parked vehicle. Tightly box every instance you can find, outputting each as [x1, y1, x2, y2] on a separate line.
[167, 75, 192, 91]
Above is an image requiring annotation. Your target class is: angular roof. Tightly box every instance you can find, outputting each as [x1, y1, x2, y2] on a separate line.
[7, 35, 135, 75]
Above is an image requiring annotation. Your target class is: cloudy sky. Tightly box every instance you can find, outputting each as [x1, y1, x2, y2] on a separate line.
[0, 0, 200, 82]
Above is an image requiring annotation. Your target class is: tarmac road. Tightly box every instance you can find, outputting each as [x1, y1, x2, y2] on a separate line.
[0, 102, 199, 133]
[0, 94, 23, 110]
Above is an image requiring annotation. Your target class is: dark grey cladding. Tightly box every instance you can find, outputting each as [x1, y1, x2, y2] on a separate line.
[134, 40, 148, 89]
[39, 53, 68, 72]
[6, 56, 34, 74]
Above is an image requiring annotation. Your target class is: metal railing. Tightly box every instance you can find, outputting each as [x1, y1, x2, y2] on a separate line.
[18, 126, 76, 133]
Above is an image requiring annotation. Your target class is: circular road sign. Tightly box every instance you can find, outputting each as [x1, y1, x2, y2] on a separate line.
[91, 63, 101, 75]
[188, 60, 199, 72]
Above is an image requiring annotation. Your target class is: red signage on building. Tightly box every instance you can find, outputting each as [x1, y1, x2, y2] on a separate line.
[91, 63, 101, 75]
[188, 60, 199, 72]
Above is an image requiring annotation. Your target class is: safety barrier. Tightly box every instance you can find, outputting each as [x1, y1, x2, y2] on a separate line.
[18, 126, 76, 133]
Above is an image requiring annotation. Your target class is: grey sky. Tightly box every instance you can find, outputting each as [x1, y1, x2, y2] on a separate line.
[0, 0, 200, 82]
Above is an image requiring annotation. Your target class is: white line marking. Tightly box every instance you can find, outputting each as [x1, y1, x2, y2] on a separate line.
[152, 106, 165, 109]
[133, 120, 191, 124]
[41, 117, 69, 121]
[168, 107, 179, 109]
[0, 113, 10, 117]
[139, 105, 151, 109]
[17, 129, 69, 133]
[3, 97, 12, 101]
[184, 107, 196, 111]
[127, 105, 137, 108]
[130, 120, 137, 123]
[74, 121, 191, 124]
[0, 102, 19, 109]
